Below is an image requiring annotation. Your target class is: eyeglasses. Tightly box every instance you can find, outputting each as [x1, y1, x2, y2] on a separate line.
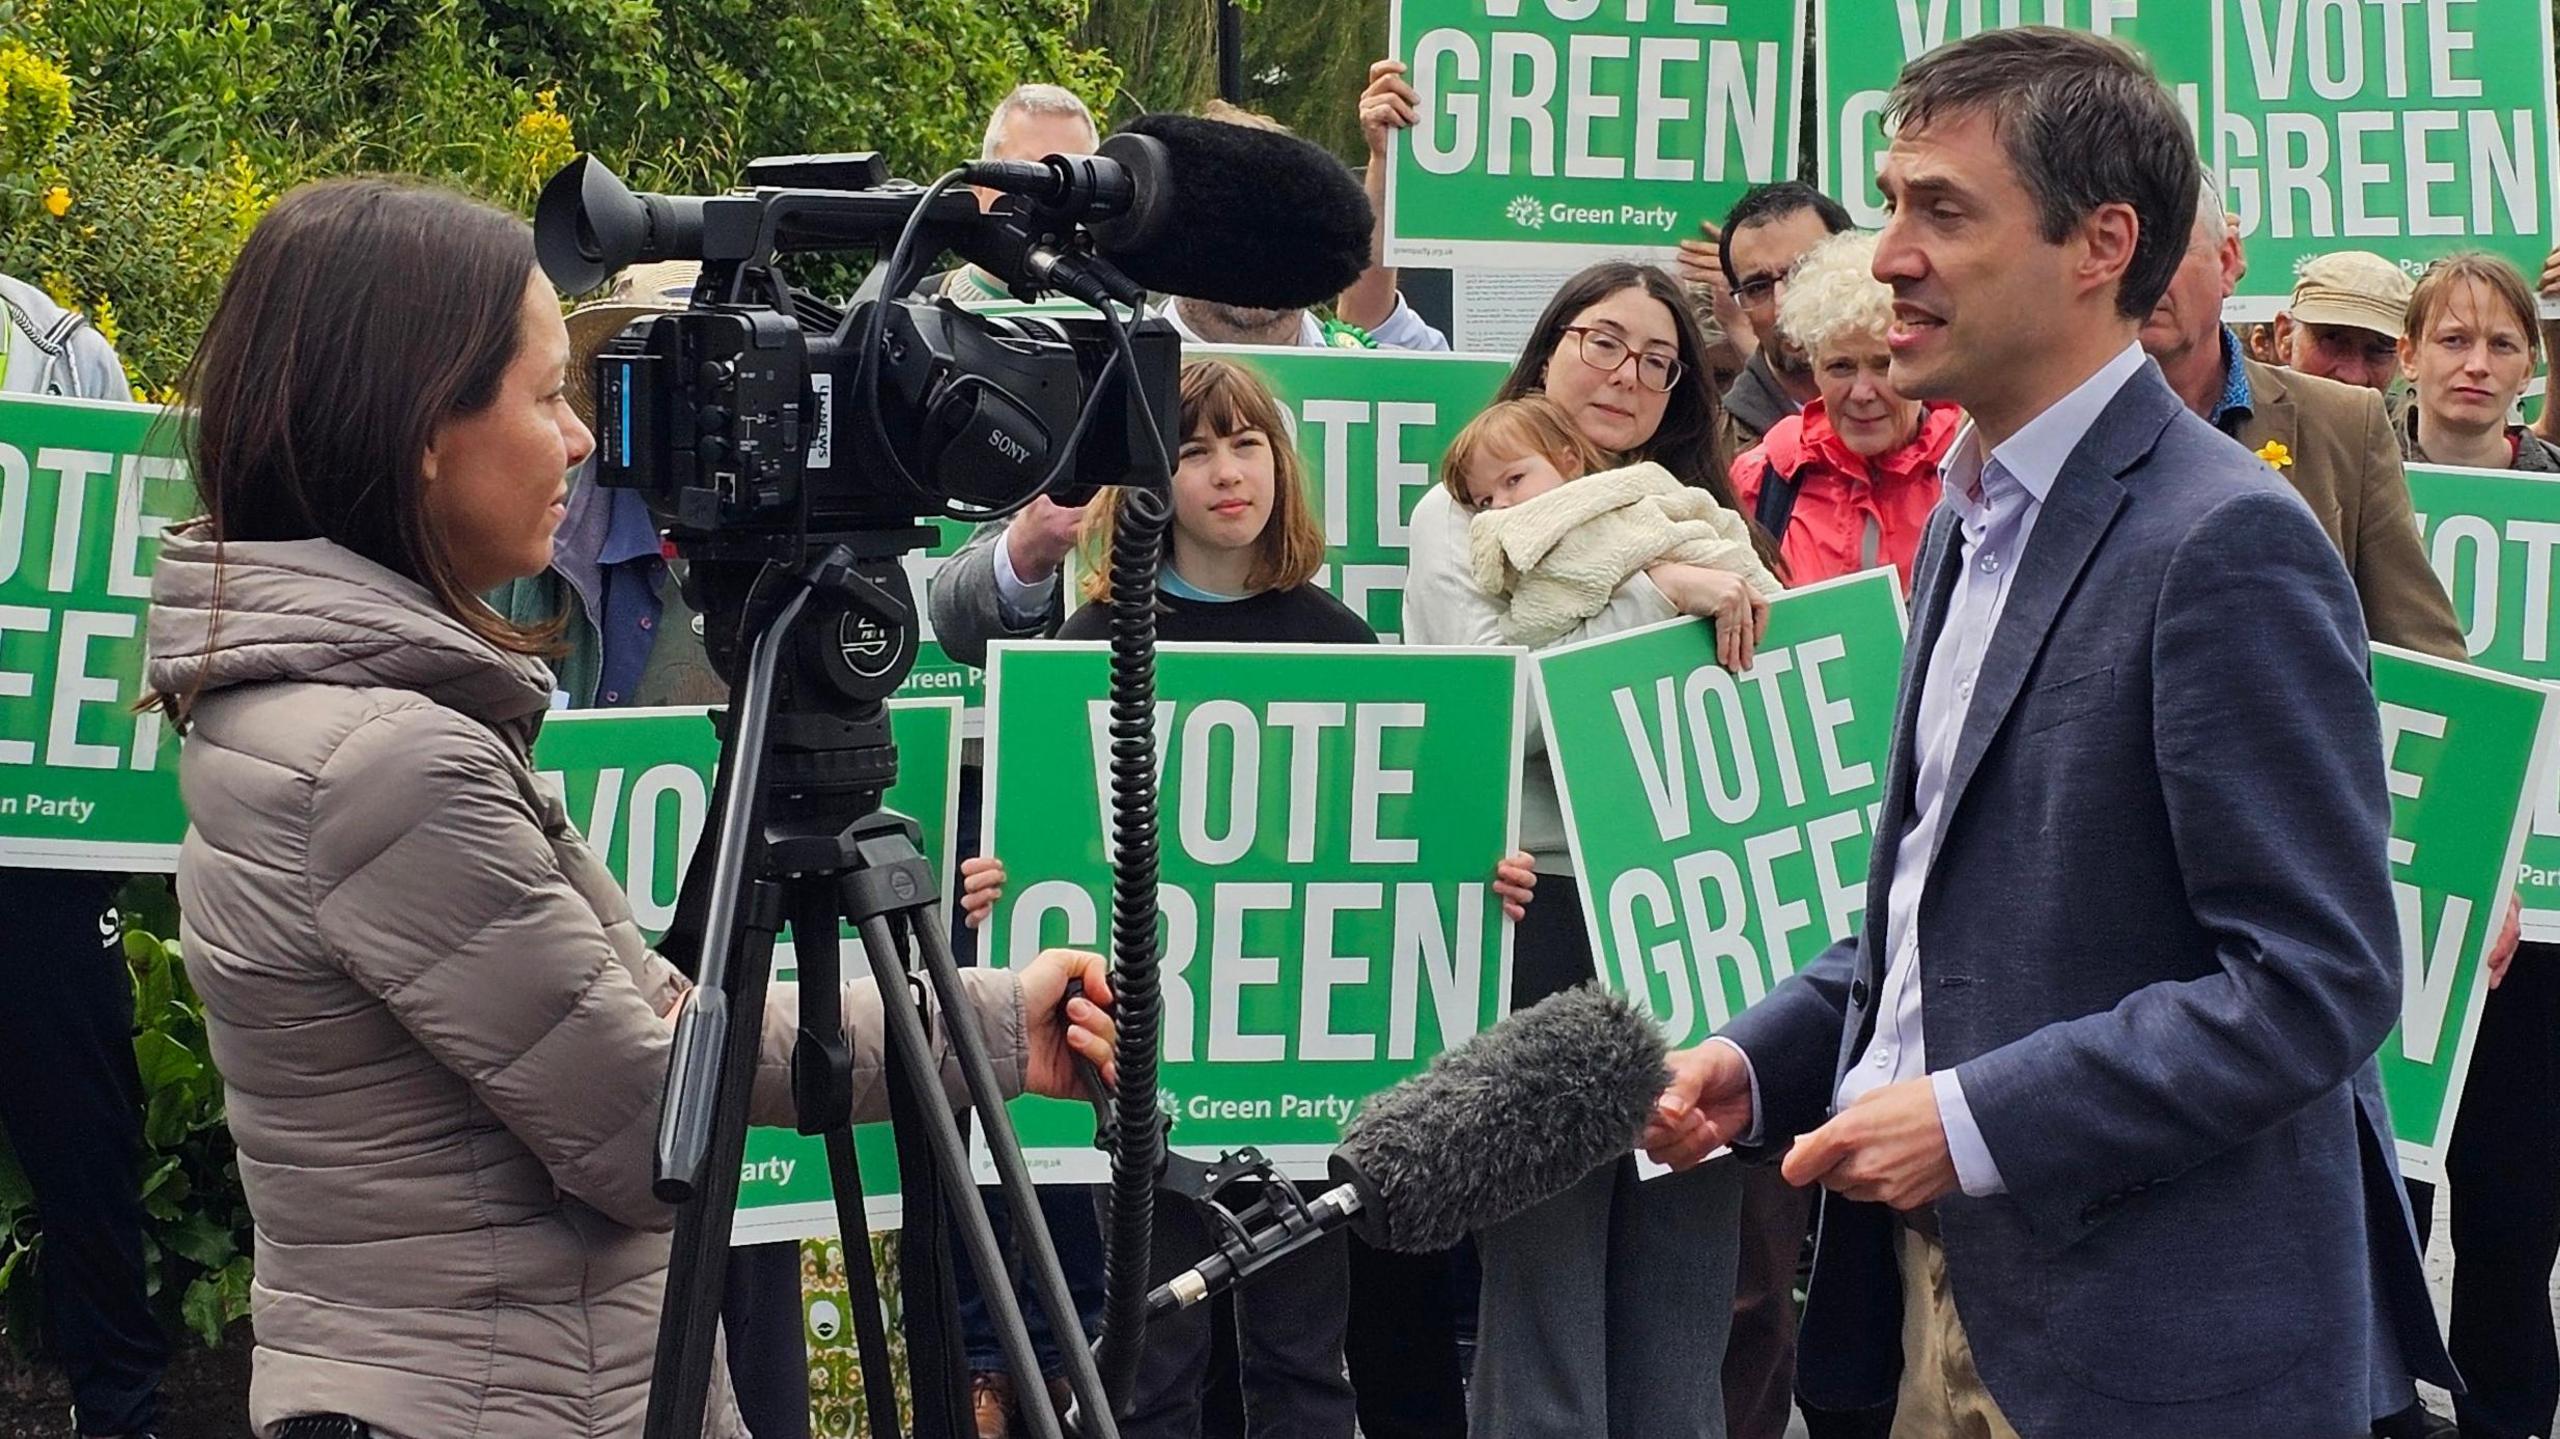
[1733, 276, 1782, 308]
[1560, 326, 1685, 392]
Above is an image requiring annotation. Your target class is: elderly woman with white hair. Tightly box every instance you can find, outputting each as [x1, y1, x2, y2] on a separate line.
[1730, 230, 1961, 595]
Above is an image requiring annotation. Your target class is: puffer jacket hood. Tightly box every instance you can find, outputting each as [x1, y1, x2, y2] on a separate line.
[146, 521, 552, 741]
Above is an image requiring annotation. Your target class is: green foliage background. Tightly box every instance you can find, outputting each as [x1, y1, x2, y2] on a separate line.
[0, 0, 1120, 395]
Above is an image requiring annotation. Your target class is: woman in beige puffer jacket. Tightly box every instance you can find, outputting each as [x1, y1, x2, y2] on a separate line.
[142, 177, 1117, 1438]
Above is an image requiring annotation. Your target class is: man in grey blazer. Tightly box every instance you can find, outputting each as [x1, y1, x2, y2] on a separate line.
[1642, 28, 2455, 1436]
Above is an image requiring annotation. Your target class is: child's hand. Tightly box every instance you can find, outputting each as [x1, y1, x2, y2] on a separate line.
[959, 856, 1007, 931]
[1647, 564, 1770, 672]
[1493, 851, 1538, 921]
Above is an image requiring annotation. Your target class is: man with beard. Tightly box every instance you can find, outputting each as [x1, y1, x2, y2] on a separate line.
[1708, 182, 1853, 445]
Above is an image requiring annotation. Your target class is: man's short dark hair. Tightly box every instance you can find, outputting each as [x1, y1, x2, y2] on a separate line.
[1718, 182, 1854, 287]
[1889, 26, 2199, 321]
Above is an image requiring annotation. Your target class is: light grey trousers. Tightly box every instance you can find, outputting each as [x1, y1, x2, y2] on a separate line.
[1470, 1154, 1746, 1439]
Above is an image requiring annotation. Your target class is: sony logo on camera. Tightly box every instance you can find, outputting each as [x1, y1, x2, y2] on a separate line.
[988, 428, 1032, 465]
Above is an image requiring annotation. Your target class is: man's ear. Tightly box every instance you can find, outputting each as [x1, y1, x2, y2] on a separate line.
[2079, 200, 2141, 307]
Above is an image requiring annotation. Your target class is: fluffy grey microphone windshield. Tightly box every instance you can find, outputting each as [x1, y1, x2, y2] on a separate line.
[1329, 985, 1669, 1253]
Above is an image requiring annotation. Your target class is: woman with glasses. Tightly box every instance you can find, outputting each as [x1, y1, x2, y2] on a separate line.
[1403, 261, 1781, 1439]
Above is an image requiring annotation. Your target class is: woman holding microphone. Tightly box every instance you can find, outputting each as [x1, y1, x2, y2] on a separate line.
[144, 177, 1118, 1438]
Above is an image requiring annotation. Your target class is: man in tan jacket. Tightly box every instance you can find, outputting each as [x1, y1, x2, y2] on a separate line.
[2141, 183, 2464, 660]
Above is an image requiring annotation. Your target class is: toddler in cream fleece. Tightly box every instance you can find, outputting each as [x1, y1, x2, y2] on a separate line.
[1443, 394, 1781, 647]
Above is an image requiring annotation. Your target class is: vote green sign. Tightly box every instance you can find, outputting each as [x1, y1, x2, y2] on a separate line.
[1820, 1, 2216, 231]
[1386, 0, 1809, 266]
[1198, 346, 1513, 641]
[981, 642, 1525, 1180]
[0, 393, 191, 870]
[2215, 0, 2559, 315]
[2405, 463, 2560, 941]
[2369, 645, 2560, 1184]
[1534, 570, 1907, 1047]
[530, 697, 965, 1239]
[1817, 1, 2560, 316]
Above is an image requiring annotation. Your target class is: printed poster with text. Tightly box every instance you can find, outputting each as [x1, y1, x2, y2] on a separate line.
[980, 642, 1525, 1180]
[2406, 463, 2560, 941]
[529, 698, 963, 1241]
[2369, 646, 2559, 1183]
[1387, 0, 1809, 267]
[1535, 570, 1907, 1047]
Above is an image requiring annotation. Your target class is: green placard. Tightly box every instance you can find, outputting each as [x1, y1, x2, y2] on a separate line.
[1197, 347, 1515, 641]
[1386, 0, 1809, 267]
[1814, 1, 2558, 317]
[530, 697, 964, 1239]
[981, 642, 1525, 1180]
[1533, 570, 1907, 1048]
[2214, 0, 2560, 316]
[0, 393, 191, 870]
[1817, 1, 2217, 231]
[2405, 462, 2560, 941]
[2369, 645, 2560, 1184]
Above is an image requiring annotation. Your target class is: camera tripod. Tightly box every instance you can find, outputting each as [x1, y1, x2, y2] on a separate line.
[640, 538, 1121, 1439]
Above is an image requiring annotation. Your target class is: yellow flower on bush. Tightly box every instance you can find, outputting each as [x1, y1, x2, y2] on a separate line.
[40, 184, 69, 217]
[512, 87, 577, 189]
[2256, 440, 2292, 471]
[90, 296, 120, 350]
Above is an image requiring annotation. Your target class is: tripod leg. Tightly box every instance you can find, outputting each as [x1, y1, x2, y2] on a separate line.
[901, 912, 1122, 1437]
[856, 913, 1073, 1439]
[824, 1130, 904, 1439]
[782, 886, 903, 1439]
[643, 883, 784, 1439]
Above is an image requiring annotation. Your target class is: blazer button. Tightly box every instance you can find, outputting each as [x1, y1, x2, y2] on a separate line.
[1850, 978, 1870, 1008]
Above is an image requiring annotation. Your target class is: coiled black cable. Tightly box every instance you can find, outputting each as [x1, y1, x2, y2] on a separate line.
[1091, 477, 1171, 1410]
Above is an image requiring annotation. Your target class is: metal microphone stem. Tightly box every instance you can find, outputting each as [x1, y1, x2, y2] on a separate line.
[1145, 1182, 1365, 1317]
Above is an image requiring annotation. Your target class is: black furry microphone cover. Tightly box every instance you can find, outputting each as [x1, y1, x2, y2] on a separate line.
[1329, 985, 1671, 1253]
[1094, 112, 1376, 311]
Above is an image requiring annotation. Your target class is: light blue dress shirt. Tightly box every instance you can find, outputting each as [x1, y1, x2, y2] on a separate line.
[1717, 340, 2153, 1198]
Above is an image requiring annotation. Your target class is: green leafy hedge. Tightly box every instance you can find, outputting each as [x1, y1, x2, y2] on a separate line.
[0, 0, 1118, 396]
[0, 877, 251, 1357]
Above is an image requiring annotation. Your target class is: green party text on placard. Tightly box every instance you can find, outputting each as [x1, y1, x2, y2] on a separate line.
[2406, 463, 2560, 941]
[0, 393, 192, 870]
[1199, 347, 1513, 641]
[530, 698, 963, 1237]
[1387, 0, 1808, 266]
[1534, 571, 1906, 1049]
[1818, 1, 2215, 230]
[2369, 645, 2559, 1183]
[982, 643, 1524, 1180]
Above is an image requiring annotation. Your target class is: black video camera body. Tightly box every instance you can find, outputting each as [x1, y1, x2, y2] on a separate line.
[546, 153, 1180, 542]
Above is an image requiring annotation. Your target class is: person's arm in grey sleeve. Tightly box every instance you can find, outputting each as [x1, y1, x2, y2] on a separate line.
[928, 517, 1061, 669]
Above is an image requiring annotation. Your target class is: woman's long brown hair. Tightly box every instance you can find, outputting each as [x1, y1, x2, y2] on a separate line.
[152, 176, 560, 724]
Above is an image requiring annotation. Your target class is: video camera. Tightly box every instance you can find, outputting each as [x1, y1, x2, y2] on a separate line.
[536, 149, 1182, 544]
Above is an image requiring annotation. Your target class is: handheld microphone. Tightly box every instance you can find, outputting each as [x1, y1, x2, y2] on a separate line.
[961, 115, 1372, 311]
[1146, 986, 1672, 1311]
